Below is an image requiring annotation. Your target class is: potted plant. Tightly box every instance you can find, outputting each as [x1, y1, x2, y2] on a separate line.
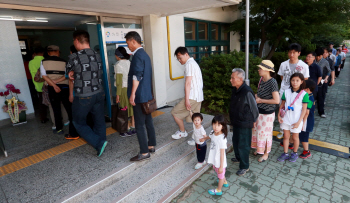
[0, 84, 28, 125]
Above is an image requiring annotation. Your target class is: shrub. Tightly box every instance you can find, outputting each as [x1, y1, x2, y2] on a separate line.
[200, 51, 262, 114]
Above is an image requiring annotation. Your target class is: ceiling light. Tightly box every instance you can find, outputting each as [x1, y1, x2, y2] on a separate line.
[26, 19, 48, 22]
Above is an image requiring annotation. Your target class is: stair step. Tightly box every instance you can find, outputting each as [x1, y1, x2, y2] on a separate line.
[60, 114, 214, 203]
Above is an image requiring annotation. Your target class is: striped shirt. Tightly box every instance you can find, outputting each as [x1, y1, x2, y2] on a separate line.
[257, 78, 279, 114]
[184, 58, 204, 102]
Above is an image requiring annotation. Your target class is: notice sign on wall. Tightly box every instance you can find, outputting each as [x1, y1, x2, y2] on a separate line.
[105, 28, 143, 44]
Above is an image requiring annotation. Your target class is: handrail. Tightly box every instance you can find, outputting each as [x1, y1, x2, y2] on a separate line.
[167, 16, 184, 80]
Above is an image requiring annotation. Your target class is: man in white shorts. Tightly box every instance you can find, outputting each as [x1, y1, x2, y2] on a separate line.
[277, 43, 309, 139]
[171, 47, 204, 143]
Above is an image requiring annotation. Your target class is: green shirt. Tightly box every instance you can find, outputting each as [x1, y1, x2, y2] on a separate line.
[281, 91, 309, 103]
[29, 56, 45, 92]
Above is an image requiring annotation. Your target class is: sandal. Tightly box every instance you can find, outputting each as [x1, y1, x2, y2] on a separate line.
[253, 151, 258, 156]
[258, 157, 267, 162]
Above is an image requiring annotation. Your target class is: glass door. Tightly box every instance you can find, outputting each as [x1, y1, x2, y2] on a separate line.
[98, 17, 143, 118]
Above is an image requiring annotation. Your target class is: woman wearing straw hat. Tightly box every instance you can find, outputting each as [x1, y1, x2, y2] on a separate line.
[251, 60, 280, 162]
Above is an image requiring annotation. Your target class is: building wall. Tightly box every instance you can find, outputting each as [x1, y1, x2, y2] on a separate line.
[161, 6, 241, 104]
[0, 21, 34, 121]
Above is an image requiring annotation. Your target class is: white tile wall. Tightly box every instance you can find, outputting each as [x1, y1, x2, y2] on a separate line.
[0, 21, 34, 121]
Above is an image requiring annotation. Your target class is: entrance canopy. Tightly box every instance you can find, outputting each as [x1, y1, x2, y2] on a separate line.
[0, 0, 241, 16]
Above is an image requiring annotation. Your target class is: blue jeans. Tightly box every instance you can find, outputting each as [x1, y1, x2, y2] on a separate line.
[72, 92, 106, 152]
[133, 103, 156, 154]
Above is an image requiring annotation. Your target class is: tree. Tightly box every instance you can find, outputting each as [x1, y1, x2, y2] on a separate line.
[230, 0, 350, 59]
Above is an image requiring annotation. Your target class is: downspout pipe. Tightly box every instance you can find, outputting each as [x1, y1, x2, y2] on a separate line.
[245, 0, 250, 86]
[167, 16, 184, 81]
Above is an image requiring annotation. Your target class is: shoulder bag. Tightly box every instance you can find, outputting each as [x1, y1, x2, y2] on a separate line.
[141, 83, 157, 115]
[280, 90, 304, 118]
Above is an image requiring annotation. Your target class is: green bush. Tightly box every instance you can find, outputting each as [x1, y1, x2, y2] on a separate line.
[200, 51, 262, 114]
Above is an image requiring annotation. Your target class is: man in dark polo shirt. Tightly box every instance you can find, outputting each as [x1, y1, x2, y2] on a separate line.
[66, 30, 107, 157]
[305, 52, 322, 99]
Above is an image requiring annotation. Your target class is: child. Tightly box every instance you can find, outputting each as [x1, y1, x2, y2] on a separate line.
[190, 112, 208, 169]
[201, 115, 228, 196]
[277, 73, 309, 162]
[299, 80, 316, 159]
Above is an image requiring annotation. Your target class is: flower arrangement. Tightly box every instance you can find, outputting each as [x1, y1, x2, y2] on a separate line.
[0, 84, 27, 123]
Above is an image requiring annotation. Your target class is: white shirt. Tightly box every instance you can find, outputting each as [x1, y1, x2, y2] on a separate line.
[184, 58, 204, 102]
[341, 52, 346, 60]
[114, 60, 131, 88]
[329, 54, 336, 64]
[40, 62, 47, 76]
[132, 47, 143, 55]
[192, 124, 206, 145]
[282, 89, 307, 126]
[278, 59, 310, 92]
[207, 131, 227, 168]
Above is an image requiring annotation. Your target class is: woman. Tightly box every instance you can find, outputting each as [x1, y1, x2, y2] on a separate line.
[114, 47, 135, 137]
[251, 60, 280, 162]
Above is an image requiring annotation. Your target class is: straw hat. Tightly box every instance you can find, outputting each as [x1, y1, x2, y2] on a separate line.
[257, 60, 275, 72]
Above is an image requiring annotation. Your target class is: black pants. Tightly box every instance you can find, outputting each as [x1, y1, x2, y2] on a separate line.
[37, 92, 48, 121]
[133, 103, 156, 154]
[232, 126, 252, 170]
[196, 142, 207, 163]
[28, 79, 38, 105]
[317, 83, 327, 115]
[48, 85, 78, 136]
[335, 66, 340, 77]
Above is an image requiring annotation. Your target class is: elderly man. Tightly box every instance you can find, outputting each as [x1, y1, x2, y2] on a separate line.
[229, 68, 259, 176]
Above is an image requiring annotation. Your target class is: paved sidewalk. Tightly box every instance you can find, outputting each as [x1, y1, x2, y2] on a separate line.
[172, 60, 350, 202]
[172, 142, 350, 203]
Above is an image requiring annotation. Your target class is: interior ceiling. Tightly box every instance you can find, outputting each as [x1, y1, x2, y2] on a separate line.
[0, 0, 241, 16]
[0, 8, 93, 28]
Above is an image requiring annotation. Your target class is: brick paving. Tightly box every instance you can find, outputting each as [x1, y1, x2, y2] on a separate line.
[172, 59, 350, 203]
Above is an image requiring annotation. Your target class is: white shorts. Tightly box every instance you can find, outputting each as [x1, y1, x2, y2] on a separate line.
[280, 122, 303, 134]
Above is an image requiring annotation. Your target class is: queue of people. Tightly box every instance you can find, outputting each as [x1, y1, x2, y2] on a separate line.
[27, 32, 345, 196]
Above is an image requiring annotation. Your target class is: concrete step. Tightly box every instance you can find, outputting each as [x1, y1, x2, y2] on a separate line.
[60, 113, 214, 203]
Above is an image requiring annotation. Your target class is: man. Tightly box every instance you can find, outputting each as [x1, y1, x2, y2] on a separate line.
[229, 68, 258, 176]
[329, 42, 337, 56]
[66, 30, 107, 156]
[125, 31, 156, 162]
[41, 45, 78, 139]
[324, 48, 335, 87]
[341, 46, 347, 70]
[314, 47, 331, 118]
[171, 47, 204, 142]
[29, 46, 48, 123]
[305, 52, 322, 98]
[276, 43, 309, 139]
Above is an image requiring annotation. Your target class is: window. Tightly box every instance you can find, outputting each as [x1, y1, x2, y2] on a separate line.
[240, 40, 259, 56]
[185, 21, 196, 40]
[184, 19, 230, 62]
[211, 24, 219, 41]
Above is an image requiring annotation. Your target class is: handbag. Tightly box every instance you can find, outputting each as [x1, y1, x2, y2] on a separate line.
[141, 82, 157, 115]
[280, 90, 304, 118]
[112, 104, 128, 133]
[34, 69, 41, 82]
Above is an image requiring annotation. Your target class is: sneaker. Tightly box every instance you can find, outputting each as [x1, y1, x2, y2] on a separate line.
[231, 158, 239, 163]
[289, 152, 298, 162]
[187, 139, 196, 146]
[65, 134, 79, 140]
[171, 130, 188, 139]
[321, 114, 326, 118]
[277, 131, 284, 139]
[277, 153, 290, 162]
[236, 168, 249, 176]
[208, 189, 222, 196]
[64, 121, 70, 126]
[52, 126, 56, 130]
[280, 142, 294, 149]
[120, 132, 131, 137]
[127, 128, 137, 136]
[97, 141, 108, 157]
[217, 179, 229, 187]
[299, 150, 311, 159]
[194, 161, 206, 169]
[53, 129, 64, 135]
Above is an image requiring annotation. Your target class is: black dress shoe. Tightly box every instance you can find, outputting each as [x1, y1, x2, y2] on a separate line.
[148, 147, 156, 153]
[130, 153, 150, 161]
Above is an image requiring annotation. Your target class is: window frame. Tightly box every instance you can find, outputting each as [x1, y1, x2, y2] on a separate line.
[184, 18, 230, 62]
